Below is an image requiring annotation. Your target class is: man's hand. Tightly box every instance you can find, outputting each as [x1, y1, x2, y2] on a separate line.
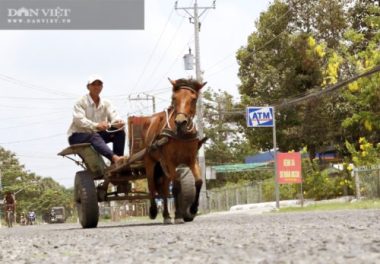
[96, 121, 109, 131]
[112, 120, 125, 129]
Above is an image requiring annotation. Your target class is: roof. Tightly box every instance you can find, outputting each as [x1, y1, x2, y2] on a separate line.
[211, 162, 271, 173]
[245, 151, 275, 163]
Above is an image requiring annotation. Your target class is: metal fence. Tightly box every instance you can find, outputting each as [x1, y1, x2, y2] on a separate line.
[100, 181, 268, 217]
[207, 182, 264, 212]
[353, 165, 380, 199]
[100, 201, 150, 220]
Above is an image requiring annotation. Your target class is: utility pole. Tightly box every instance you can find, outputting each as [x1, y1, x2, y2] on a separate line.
[175, 0, 216, 212]
[129, 93, 156, 113]
[0, 161, 3, 227]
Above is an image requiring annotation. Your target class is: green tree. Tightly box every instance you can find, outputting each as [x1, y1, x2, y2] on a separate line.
[237, 1, 333, 157]
[342, 2, 380, 143]
[203, 88, 259, 188]
[203, 88, 255, 165]
[236, 0, 370, 161]
[0, 146, 74, 221]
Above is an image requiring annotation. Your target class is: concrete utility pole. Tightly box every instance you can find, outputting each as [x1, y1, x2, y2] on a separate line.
[0, 161, 3, 227]
[129, 93, 156, 113]
[175, 0, 216, 212]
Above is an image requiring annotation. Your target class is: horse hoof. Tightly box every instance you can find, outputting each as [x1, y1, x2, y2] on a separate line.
[149, 206, 158, 219]
[163, 218, 172, 225]
[174, 218, 184, 224]
[190, 205, 198, 215]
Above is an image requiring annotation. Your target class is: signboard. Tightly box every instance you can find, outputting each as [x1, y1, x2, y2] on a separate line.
[277, 152, 302, 184]
[246, 107, 274, 127]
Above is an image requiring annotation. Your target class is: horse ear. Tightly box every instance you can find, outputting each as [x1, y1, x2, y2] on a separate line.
[200, 81, 207, 89]
[168, 77, 176, 86]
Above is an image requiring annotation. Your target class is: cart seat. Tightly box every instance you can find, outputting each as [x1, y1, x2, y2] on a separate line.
[58, 143, 106, 178]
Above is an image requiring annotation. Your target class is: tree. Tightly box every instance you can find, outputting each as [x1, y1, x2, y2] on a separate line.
[203, 88, 255, 165]
[237, 1, 332, 157]
[342, 1, 380, 143]
[236, 0, 373, 161]
[202, 88, 260, 188]
[0, 146, 74, 221]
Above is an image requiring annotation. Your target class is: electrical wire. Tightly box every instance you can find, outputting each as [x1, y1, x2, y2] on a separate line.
[0, 74, 78, 98]
[205, 7, 291, 73]
[0, 96, 75, 101]
[133, 8, 175, 92]
[206, 29, 289, 79]
[0, 110, 66, 121]
[140, 16, 187, 91]
[0, 133, 65, 145]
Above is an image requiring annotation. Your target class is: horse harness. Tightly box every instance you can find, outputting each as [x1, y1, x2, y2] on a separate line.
[147, 85, 200, 154]
[163, 84, 199, 141]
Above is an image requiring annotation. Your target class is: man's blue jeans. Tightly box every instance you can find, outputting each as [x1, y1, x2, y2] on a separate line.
[68, 130, 125, 161]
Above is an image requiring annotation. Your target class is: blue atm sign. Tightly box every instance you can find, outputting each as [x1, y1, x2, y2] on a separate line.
[246, 107, 274, 127]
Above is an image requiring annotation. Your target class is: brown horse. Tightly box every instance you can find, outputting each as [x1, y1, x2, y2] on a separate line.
[140, 78, 207, 224]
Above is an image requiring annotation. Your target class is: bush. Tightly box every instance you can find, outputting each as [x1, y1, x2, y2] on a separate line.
[262, 158, 354, 201]
[262, 178, 299, 201]
[302, 158, 353, 200]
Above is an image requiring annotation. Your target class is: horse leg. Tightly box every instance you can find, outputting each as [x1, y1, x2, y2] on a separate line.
[172, 179, 184, 224]
[189, 162, 203, 215]
[161, 170, 173, 224]
[146, 160, 158, 220]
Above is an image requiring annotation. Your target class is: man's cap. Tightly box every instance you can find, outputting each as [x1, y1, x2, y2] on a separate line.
[87, 74, 103, 85]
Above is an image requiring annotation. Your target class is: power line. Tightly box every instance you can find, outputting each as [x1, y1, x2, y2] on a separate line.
[0, 133, 65, 145]
[0, 104, 68, 110]
[0, 110, 66, 121]
[0, 96, 75, 101]
[0, 74, 78, 98]
[128, 94, 156, 113]
[276, 64, 380, 109]
[143, 5, 213, 93]
[205, 7, 291, 73]
[0, 117, 65, 130]
[149, 39, 194, 92]
[133, 8, 175, 91]
[206, 29, 289, 79]
[216, 64, 380, 116]
[140, 14, 187, 91]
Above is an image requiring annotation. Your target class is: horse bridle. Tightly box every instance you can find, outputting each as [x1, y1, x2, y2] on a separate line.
[170, 85, 198, 133]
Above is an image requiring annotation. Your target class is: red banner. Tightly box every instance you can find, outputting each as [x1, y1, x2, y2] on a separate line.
[277, 152, 302, 184]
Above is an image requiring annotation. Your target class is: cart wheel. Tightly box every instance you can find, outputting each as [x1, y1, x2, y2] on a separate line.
[176, 166, 196, 222]
[74, 171, 99, 228]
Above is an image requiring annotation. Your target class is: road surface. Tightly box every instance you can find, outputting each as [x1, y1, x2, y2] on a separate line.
[0, 209, 379, 263]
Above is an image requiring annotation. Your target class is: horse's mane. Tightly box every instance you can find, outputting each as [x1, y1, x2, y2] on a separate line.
[172, 78, 203, 92]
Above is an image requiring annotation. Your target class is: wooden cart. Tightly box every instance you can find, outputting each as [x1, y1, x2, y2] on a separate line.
[58, 117, 196, 228]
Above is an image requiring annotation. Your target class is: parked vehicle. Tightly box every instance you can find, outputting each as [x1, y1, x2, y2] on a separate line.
[49, 207, 66, 223]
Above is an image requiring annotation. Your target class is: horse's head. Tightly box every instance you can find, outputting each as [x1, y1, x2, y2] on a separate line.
[169, 78, 207, 134]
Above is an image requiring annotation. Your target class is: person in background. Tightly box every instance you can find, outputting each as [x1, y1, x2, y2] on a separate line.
[3, 191, 16, 212]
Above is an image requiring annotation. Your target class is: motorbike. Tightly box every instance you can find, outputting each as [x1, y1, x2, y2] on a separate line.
[27, 212, 36, 225]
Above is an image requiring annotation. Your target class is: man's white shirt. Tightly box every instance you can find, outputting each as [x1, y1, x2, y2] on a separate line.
[67, 94, 121, 136]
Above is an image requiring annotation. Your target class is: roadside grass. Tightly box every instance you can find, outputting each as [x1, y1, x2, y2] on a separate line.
[278, 199, 380, 213]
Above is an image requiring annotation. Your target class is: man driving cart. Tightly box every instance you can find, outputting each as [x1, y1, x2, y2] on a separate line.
[67, 74, 126, 164]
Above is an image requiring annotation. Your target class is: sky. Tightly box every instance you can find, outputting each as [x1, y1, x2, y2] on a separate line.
[0, 0, 272, 188]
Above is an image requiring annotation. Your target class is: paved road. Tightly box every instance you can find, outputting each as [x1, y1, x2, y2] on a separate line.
[0, 209, 379, 264]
